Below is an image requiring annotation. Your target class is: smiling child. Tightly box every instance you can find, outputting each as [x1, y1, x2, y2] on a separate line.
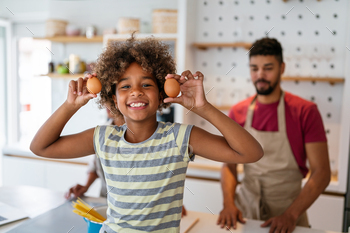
[30, 35, 263, 233]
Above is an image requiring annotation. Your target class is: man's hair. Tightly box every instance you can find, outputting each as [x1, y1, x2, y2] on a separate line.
[94, 34, 176, 117]
[249, 37, 284, 64]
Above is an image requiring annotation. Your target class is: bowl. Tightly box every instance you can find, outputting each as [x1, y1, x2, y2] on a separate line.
[66, 24, 81, 36]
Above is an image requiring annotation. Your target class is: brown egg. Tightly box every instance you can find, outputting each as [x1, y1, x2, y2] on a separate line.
[164, 78, 180, 98]
[86, 77, 102, 94]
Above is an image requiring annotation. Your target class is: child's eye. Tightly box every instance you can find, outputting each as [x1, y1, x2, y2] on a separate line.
[143, 84, 152, 87]
[121, 85, 130, 89]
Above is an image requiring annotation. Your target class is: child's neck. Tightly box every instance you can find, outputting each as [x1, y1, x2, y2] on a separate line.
[124, 120, 158, 143]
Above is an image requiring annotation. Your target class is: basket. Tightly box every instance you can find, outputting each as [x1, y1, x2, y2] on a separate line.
[152, 9, 177, 33]
[46, 19, 68, 37]
[117, 18, 140, 34]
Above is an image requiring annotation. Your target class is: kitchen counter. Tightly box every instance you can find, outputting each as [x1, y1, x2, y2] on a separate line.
[0, 186, 341, 233]
[184, 210, 341, 233]
[0, 186, 106, 233]
[2, 143, 94, 165]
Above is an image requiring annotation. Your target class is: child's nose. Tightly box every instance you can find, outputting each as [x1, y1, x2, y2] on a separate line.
[130, 87, 144, 96]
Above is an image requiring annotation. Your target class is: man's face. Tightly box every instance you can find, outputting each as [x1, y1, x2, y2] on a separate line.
[249, 55, 285, 95]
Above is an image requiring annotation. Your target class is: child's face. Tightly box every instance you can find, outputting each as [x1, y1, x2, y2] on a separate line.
[113, 62, 161, 123]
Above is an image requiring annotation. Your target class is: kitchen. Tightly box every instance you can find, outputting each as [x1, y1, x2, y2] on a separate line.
[0, 0, 349, 232]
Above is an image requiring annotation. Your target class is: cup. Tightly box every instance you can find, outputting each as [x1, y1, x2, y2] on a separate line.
[83, 205, 107, 233]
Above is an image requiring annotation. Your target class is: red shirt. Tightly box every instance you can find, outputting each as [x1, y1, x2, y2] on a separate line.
[229, 91, 327, 177]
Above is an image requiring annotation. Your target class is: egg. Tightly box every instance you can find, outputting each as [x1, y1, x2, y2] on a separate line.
[86, 77, 102, 94]
[164, 78, 180, 98]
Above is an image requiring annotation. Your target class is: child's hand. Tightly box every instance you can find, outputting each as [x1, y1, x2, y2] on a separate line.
[66, 73, 97, 108]
[163, 71, 208, 111]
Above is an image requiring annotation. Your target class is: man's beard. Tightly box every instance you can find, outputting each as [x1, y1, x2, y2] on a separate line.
[254, 78, 279, 95]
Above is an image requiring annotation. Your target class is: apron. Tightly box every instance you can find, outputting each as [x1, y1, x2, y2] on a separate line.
[235, 91, 309, 227]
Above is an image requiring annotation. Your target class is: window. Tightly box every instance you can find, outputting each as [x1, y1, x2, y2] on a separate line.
[17, 38, 51, 145]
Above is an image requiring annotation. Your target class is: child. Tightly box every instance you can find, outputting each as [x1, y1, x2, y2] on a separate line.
[30, 35, 263, 233]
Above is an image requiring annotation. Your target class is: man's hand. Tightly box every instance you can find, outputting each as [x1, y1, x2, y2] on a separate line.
[64, 184, 88, 199]
[217, 203, 246, 230]
[261, 212, 297, 233]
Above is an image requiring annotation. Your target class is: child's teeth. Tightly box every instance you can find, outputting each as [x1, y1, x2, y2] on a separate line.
[131, 103, 145, 107]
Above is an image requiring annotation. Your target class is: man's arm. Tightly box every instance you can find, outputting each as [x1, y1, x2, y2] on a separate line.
[217, 163, 245, 229]
[262, 142, 330, 233]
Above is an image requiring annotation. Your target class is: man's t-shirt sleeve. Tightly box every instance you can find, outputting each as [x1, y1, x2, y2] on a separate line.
[228, 107, 236, 121]
[302, 105, 327, 143]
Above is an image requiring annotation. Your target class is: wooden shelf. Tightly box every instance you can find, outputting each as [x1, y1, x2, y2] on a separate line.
[33, 36, 103, 43]
[40, 73, 85, 79]
[282, 77, 345, 85]
[192, 42, 252, 50]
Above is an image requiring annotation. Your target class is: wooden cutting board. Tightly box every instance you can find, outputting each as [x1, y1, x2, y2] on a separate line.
[180, 214, 200, 233]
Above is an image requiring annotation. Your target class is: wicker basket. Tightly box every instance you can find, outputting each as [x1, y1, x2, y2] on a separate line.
[46, 19, 68, 37]
[152, 9, 177, 34]
[117, 18, 140, 34]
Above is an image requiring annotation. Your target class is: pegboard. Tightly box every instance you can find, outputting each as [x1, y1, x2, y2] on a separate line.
[182, 0, 349, 179]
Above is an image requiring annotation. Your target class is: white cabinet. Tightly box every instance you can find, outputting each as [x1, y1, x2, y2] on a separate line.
[307, 194, 344, 232]
[183, 178, 223, 215]
[3, 156, 46, 187]
[2, 155, 101, 197]
[45, 161, 101, 197]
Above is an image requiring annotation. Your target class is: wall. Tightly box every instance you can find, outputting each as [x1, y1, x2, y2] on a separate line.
[0, 25, 6, 186]
[48, 0, 177, 35]
[181, 0, 350, 193]
[0, 0, 177, 36]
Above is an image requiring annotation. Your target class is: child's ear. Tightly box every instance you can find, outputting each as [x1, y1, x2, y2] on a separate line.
[112, 95, 118, 106]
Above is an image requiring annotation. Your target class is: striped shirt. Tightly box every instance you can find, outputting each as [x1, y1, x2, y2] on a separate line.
[93, 121, 194, 233]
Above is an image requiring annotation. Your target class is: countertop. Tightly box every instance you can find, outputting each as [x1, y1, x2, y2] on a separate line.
[184, 210, 341, 233]
[2, 143, 94, 165]
[0, 186, 342, 233]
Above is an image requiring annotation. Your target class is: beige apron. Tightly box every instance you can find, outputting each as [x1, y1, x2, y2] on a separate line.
[235, 92, 309, 226]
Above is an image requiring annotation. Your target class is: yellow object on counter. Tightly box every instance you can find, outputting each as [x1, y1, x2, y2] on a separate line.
[73, 209, 104, 223]
[71, 198, 106, 223]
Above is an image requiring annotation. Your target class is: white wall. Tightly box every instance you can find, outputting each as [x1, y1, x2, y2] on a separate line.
[1, 0, 177, 36]
[0, 0, 49, 20]
[0, 26, 6, 186]
[48, 0, 177, 35]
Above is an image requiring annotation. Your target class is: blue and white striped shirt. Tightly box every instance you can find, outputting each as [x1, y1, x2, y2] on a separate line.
[93, 121, 194, 233]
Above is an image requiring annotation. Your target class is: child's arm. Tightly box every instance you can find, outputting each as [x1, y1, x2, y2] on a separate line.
[164, 71, 263, 164]
[30, 75, 97, 159]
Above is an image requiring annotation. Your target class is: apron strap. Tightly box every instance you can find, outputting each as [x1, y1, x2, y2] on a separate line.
[244, 96, 257, 130]
[277, 91, 286, 133]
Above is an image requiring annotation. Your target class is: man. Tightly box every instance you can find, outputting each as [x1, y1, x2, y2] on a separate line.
[217, 38, 330, 233]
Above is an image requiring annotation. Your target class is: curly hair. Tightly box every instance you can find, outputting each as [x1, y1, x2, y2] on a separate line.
[249, 37, 284, 64]
[94, 34, 176, 117]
